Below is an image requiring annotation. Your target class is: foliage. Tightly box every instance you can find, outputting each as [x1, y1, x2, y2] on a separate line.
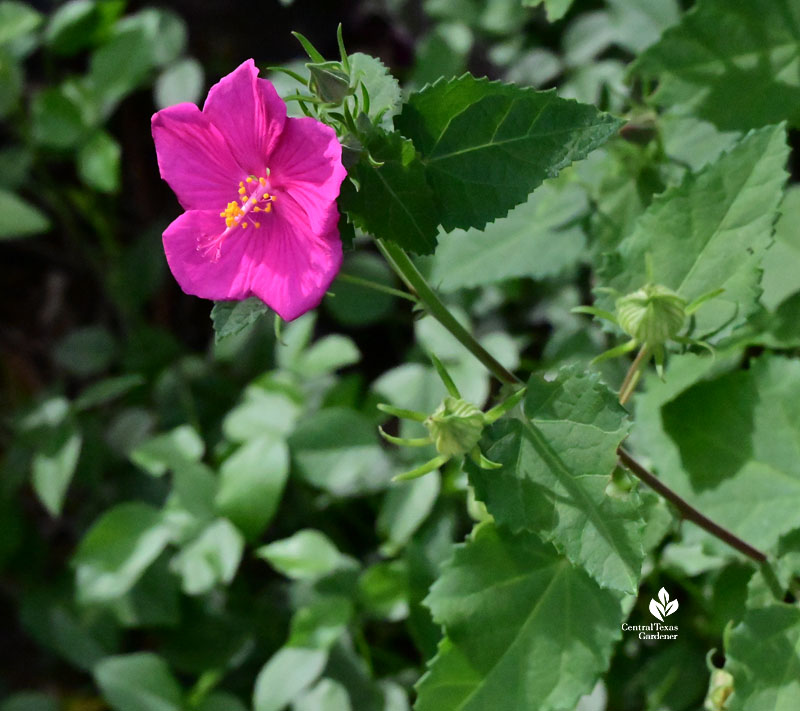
[2, 1, 800, 711]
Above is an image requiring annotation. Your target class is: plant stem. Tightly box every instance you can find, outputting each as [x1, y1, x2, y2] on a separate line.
[376, 240, 519, 386]
[375, 239, 771, 568]
[337, 272, 418, 302]
[617, 447, 767, 563]
[619, 345, 650, 405]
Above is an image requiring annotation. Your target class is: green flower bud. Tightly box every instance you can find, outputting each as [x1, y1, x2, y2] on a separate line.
[307, 61, 351, 103]
[616, 284, 687, 347]
[425, 397, 485, 458]
[704, 668, 733, 711]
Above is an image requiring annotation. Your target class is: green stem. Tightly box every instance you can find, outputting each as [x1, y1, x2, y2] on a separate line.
[374, 238, 771, 569]
[376, 240, 519, 386]
[337, 272, 418, 303]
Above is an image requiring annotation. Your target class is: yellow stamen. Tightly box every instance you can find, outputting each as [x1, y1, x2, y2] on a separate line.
[246, 176, 254, 183]
[241, 222, 248, 229]
[265, 203, 272, 213]
[254, 222, 261, 228]
[259, 176, 266, 185]
[254, 206, 261, 212]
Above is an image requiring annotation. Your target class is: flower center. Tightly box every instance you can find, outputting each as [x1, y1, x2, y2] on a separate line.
[198, 174, 277, 261]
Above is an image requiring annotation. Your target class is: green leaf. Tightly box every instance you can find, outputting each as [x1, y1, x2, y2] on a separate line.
[256, 529, 350, 580]
[470, 367, 643, 594]
[171, 518, 244, 595]
[155, 57, 204, 109]
[197, 693, 249, 711]
[599, 124, 790, 337]
[211, 297, 270, 343]
[253, 647, 328, 711]
[296, 335, 360, 377]
[0, 1, 42, 46]
[45, 0, 124, 56]
[760, 185, 800, 311]
[289, 408, 393, 496]
[293, 679, 352, 711]
[53, 325, 116, 377]
[288, 597, 353, 650]
[377, 472, 441, 553]
[73, 502, 172, 604]
[94, 653, 184, 711]
[31, 86, 88, 149]
[358, 560, 409, 621]
[342, 128, 440, 254]
[326, 252, 398, 327]
[416, 523, 629, 711]
[348, 52, 401, 127]
[129, 424, 204, 477]
[0, 693, 59, 711]
[31, 421, 82, 516]
[429, 178, 587, 291]
[395, 74, 622, 231]
[0, 50, 22, 118]
[73, 373, 145, 411]
[653, 355, 800, 553]
[725, 604, 800, 710]
[216, 435, 289, 540]
[0, 189, 50, 240]
[223, 379, 302, 442]
[633, 0, 800, 130]
[77, 130, 121, 193]
[523, 0, 574, 22]
[606, 0, 680, 53]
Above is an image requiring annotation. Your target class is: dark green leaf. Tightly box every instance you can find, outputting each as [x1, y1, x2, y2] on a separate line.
[77, 130, 121, 193]
[341, 128, 440, 254]
[129, 424, 204, 477]
[31, 86, 88, 149]
[395, 74, 622, 231]
[31, 421, 82, 516]
[45, 0, 124, 56]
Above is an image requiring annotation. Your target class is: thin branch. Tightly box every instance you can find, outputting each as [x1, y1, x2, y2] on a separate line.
[617, 447, 767, 563]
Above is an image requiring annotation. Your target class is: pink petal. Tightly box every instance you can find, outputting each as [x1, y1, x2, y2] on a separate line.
[162, 210, 254, 301]
[246, 195, 342, 321]
[203, 60, 287, 177]
[152, 103, 244, 211]
[269, 117, 347, 235]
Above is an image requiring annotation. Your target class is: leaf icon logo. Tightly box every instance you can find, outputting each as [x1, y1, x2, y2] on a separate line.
[649, 587, 678, 621]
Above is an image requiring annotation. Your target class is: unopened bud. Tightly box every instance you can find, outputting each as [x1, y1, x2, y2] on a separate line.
[704, 668, 733, 711]
[425, 397, 485, 458]
[307, 61, 351, 103]
[616, 284, 687, 347]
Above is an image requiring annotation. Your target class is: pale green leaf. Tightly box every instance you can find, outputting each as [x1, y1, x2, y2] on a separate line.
[293, 679, 352, 711]
[0, 189, 50, 240]
[760, 185, 800, 311]
[416, 523, 629, 711]
[73, 502, 172, 603]
[78, 130, 120, 193]
[523, 0, 573, 22]
[726, 604, 800, 711]
[599, 124, 790, 337]
[129, 424, 204, 477]
[348, 52, 401, 127]
[223, 380, 302, 442]
[171, 518, 244, 595]
[154, 57, 204, 109]
[606, 0, 680, 53]
[470, 368, 642, 593]
[31, 421, 82, 516]
[289, 408, 393, 496]
[395, 74, 622, 231]
[217, 435, 289, 540]
[0, 1, 42, 46]
[94, 653, 183, 711]
[429, 179, 587, 291]
[256, 529, 350, 580]
[633, 0, 800, 130]
[253, 647, 328, 711]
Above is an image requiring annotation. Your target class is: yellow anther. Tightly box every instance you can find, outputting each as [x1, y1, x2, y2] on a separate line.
[253, 206, 261, 212]
[271, 194, 277, 202]
[238, 188, 246, 195]
[246, 176, 254, 183]
[254, 222, 261, 228]
[265, 203, 272, 213]
[241, 222, 248, 229]
[239, 181, 244, 187]
[259, 176, 266, 185]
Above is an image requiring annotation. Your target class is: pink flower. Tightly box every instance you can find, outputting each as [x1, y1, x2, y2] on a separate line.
[152, 59, 346, 321]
